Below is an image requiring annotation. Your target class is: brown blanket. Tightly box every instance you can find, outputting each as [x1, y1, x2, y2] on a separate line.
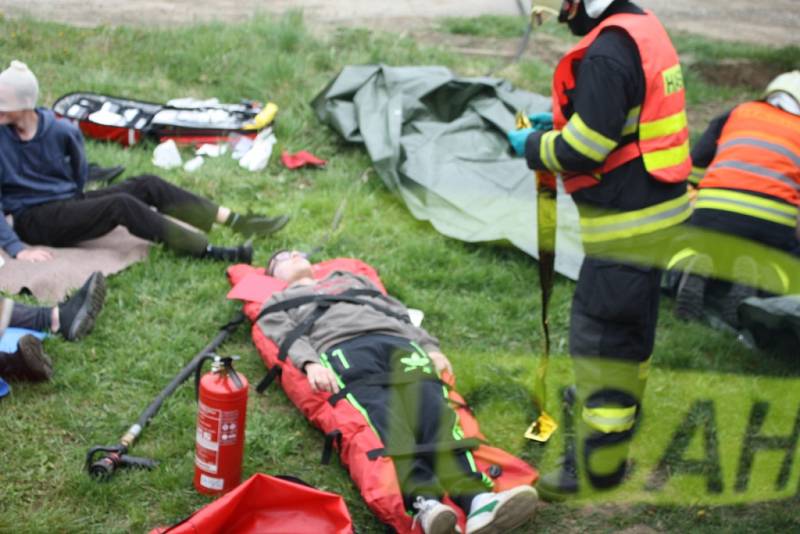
[0, 226, 150, 304]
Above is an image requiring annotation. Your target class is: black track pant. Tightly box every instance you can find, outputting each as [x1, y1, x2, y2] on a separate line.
[10, 303, 50, 332]
[14, 175, 217, 255]
[324, 334, 486, 512]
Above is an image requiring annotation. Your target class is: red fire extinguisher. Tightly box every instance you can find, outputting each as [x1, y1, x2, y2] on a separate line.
[193, 355, 249, 495]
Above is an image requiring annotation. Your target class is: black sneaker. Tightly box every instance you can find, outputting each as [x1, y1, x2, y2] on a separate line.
[675, 254, 713, 322]
[58, 271, 106, 341]
[230, 213, 290, 238]
[0, 335, 53, 382]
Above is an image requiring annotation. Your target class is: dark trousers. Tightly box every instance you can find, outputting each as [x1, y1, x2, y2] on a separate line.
[325, 334, 485, 512]
[10, 303, 51, 332]
[691, 207, 800, 256]
[14, 175, 217, 255]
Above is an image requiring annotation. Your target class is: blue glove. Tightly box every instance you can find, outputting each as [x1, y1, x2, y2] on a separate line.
[508, 128, 535, 157]
[528, 112, 554, 131]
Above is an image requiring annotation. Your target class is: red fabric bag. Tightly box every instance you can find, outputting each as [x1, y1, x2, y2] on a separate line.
[150, 473, 353, 534]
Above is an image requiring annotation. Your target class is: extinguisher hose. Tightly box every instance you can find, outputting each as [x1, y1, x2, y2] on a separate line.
[137, 312, 245, 429]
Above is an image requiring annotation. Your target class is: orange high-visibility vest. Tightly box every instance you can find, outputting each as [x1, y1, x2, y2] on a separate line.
[699, 101, 800, 208]
[552, 10, 690, 194]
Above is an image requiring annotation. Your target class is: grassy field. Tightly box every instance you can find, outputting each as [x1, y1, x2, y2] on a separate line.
[1, 11, 798, 533]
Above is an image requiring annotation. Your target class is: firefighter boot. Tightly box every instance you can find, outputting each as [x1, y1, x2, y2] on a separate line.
[675, 253, 714, 322]
[0, 335, 53, 382]
[538, 357, 649, 501]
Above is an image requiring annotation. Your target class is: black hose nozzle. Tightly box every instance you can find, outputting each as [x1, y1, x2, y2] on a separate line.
[86, 445, 157, 480]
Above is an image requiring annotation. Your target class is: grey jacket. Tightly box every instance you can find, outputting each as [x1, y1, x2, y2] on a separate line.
[257, 271, 440, 370]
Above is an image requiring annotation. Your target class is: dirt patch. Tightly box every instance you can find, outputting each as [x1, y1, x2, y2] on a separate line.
[693, 59, 786, 91]
[1, 0, 798, 48]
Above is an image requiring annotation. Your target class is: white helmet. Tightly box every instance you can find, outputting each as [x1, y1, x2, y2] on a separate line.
[532, 0, 617, 21]
[764, 71, 800, 104]
[584, 0, 616, 18]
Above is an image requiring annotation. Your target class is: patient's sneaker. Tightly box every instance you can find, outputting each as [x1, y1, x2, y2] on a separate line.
[0, 297, 13, 338]
[466, 485, 538, 534]
[58, 271, 106, 341]
[0, 335, 53, 382]
[412, 497, 458, 534]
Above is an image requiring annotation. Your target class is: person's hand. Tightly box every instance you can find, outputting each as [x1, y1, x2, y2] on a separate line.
[16, 247, 54, 262]
[427, 351, 453, 376]
[528, 112, 554, 131]
[508, 128, 534, 157]
[304, 362, 340, 394]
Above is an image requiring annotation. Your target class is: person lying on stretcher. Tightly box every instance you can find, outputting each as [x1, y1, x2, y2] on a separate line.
[259, 250, 538, 534]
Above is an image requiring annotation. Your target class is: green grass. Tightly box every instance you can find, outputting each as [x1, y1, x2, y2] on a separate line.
[1, 11, 798, 534]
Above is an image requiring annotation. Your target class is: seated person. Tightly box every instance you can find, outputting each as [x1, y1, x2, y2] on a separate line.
[259, 250, 538, 534]
[0, 271, 105, 384]
[0, 60, 289, 265]
[676, 70, 800, 326]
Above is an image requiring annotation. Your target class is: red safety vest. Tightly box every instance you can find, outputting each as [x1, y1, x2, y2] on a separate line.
[552, 11, 691, 194]
[699, 101, 800, 207]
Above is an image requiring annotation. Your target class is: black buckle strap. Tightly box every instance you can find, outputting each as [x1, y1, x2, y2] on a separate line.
[328, 373, 443, 406]
[321, 430, 343, 465]
[366, 437, 482, 461]
[255, 366, 282, 394]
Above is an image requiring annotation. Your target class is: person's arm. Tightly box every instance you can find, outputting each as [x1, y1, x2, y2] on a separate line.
[258, 300, 340, 393]
[689, 110, 732, 186]
[526, 31, 636, 177]
[64, 123, 88, 192]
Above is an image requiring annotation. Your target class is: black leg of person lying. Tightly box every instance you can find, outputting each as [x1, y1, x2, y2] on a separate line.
[87, 163, 125, 185]
[0, 272, 106, 384]
[258, 250, 539, 534]
[0, 60, 289, 265]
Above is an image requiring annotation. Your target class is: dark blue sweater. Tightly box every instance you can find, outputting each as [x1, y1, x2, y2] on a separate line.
[0, 108, 87, 256]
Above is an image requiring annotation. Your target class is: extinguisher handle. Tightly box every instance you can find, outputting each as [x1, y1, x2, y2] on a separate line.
[194, 353, 218, 401]
[222, 356, 244, 389]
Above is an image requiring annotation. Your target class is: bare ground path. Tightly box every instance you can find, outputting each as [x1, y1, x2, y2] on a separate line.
[1, 1, 798, 48]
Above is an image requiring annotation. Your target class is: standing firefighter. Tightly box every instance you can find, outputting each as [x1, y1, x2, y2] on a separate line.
[508, 0, 691, 500]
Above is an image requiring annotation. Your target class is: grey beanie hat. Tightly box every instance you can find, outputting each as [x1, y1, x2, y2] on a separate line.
[0, 60, 39, 111]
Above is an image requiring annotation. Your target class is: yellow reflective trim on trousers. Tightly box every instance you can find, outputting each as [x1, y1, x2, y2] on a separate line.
[622, 106, 641, 137]
[642, 140, 690, 171]
[639, 110, 688, 141]
[695, 189, 798, 227]
[580, 193, 692, 244]
[540, 130, 563, 172]
[563, 113, 618, 163]
[582, 405, 637, 433]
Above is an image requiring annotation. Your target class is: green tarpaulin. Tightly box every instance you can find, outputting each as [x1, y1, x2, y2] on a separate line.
[313, 65, 584, 279]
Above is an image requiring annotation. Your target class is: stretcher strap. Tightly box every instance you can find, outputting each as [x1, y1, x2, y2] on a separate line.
[321, 430, 343, 465]
[327, 373, 444, 406]
[367, 438, 482, 460]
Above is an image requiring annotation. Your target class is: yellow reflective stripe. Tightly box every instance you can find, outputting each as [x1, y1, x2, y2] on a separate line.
[622, 106, 641, 137]
[639, 110, 688, 141]
[666, 247, 699, 270]
[580, 193, 692, 243]
[539, 130, 563, 172]
[582, 405, 637, 433]
[563, 113, 618, 163]
[695, 189, 797, 227]
[767, 262, 791, 294]
[689, 166, 706, 185]
[642, 140, 690, 171]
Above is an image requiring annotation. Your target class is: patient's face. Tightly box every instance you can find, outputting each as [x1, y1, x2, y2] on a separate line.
[271, 250, 313, 282]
